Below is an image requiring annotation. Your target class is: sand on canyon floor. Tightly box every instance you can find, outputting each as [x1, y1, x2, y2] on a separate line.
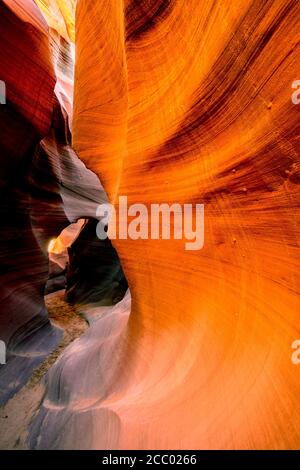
[0, 290, 88, 450]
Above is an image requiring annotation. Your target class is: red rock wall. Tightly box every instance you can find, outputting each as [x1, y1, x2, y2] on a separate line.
[1, 0, 300, 449]
[71, 0, 300, 449]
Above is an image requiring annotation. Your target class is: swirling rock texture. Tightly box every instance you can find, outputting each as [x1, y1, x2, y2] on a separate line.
[0, 0, 61, 404]
[1, 0, 300, 450]
[0, 0, 126, 406]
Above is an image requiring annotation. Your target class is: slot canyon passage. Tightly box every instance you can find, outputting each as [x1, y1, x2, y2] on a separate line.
[0, 0, 300, 450]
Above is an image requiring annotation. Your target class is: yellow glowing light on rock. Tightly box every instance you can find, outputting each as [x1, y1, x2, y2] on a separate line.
[47, 238, 57, 253]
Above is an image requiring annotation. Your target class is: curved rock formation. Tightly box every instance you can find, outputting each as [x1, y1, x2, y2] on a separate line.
[0, 0, 126, 405]
[0, 0, 60, 404]
[1, 0, 300, 450]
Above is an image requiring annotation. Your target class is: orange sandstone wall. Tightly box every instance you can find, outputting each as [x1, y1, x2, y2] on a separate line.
[72, 0, 300, 449]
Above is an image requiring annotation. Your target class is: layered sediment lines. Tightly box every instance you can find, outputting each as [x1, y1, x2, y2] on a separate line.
[0, 0, 125, 404]
[1, 0, 300, 449]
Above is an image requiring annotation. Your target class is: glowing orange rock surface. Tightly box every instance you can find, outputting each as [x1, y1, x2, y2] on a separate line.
[71, 0, 300, 449]
[3, 0, 298, 449]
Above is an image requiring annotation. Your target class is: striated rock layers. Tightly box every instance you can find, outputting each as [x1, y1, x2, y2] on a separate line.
[1, 0, 300, 449]
[0, 0, 126, 405]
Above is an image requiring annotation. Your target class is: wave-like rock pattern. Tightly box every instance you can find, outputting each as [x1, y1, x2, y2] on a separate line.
[0, 0, 126, 405]
[0, 0, 60, 404]
[1, 0, 300, 449]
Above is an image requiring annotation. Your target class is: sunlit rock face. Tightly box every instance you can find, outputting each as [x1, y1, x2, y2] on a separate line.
[26, 0, 300, 450]
[1, 0, 300, 450]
